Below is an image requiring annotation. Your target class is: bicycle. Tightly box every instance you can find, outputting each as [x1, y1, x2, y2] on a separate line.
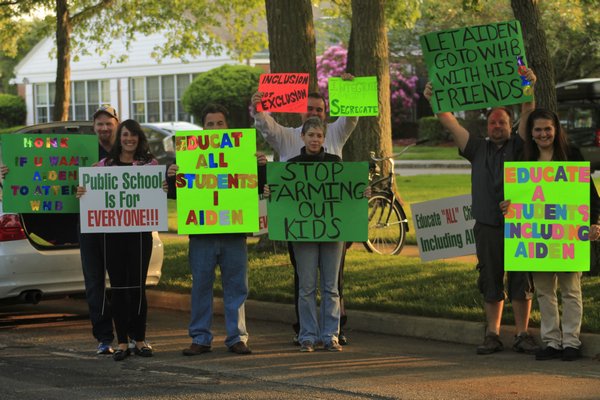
[364, 140, 426, 255]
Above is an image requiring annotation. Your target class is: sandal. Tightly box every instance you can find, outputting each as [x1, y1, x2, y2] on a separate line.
[133, 342, 153, 357]
[113, 348, 131, 362]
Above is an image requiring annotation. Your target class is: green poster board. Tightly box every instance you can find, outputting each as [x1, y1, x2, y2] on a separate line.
[504, 162, 591, 272]
[328, 76, 379, 116]
[174, 129, 259, 234]
[420, 20, 533, 113]
[2, 134, 98, 213]
[267, 161, 369, 241]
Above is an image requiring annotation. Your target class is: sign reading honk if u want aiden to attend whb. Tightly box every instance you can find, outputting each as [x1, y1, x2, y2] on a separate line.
[504, 162, 591, 272]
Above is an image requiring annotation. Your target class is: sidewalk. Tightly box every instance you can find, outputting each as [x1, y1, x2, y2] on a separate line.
[147, 285, 600, 358]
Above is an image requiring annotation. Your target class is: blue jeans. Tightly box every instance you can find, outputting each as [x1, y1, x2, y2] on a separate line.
[79, 232, 114, 345]
[188, 234, 248, 348]
[293, 241, 343, 346]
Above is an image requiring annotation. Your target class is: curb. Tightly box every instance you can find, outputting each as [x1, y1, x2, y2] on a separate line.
[147, 290, 600, 358]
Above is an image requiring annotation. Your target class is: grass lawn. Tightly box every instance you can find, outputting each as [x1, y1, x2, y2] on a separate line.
[392, 145, 462, 160]
[160, 173, 600, 332]
[158, 235, 600, 333]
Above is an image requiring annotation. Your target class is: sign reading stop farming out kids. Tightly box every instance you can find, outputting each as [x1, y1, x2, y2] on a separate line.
[504, 162, 592, 272]
[410, 194, 476, 262]
[328, 76, 379, 117]
[420, 20, 533, 113]
[256, 73, 309, 113]
[266, 162, 368, 242]
[2, 134, 97, 213]
[174, 129, 259, 235]
[78, 166, 168, 233]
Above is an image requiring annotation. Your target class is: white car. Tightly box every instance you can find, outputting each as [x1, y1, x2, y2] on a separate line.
[0, 126, 164, 304]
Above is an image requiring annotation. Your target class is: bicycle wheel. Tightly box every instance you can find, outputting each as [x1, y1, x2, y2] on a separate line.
[364, 195, 407, 255]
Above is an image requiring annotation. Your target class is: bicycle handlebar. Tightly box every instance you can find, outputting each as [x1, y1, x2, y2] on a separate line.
[369, 138, 429, 162]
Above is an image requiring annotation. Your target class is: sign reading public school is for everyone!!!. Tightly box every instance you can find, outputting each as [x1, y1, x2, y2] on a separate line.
[410, 194, 476, 262]
[504, 162, 591, 272]
[256, 73, 309, 113]
[420, 20, 533, 113]
[2, 134, 97, 213]
[328, 76, 379, 116]
[267, 162, 368, 242]
[174, 129, 259, 235]
[79, 166, 168, 233]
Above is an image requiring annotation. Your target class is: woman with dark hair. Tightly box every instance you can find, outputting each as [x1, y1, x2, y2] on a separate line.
[504, 108, 600, 361]
[78, 119, 159, 361]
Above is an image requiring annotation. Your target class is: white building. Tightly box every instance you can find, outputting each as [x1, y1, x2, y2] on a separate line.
[12, 33, 268, 125]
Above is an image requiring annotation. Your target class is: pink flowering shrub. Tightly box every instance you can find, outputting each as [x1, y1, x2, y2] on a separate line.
[316, 44, 419, 129]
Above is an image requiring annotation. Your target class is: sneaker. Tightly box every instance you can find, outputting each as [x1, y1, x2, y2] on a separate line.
[300, 341, 314, 352]
[338, 331, 348, 346]
[229, 341, 252, 355]
[561, 346, 581, 361]
[476, 333, 503, 355]
[96, 343, 114, 355]
[324, 341, 343, 352]
[292, 334, 300, 346]
[512, 332, 540, 354]
[535, 346, 562, 361]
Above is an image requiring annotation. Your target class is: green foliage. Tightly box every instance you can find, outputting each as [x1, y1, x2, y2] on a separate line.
[0, 94, 26, 127]
[418, 116, 447, 142]
[182, 64, 263, 128]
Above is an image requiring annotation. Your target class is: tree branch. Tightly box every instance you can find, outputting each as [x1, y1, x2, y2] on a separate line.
[71, 0, 114, 24]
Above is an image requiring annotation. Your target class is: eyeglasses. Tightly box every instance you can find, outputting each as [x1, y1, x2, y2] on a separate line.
[93, 104, 118, 120]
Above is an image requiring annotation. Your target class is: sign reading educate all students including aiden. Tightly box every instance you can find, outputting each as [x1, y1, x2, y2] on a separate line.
[1, 134, 97, 213]
[266, 162, 368, 242]
[174, 129, 259, 235]
[257, 73, 309, 113]
[410, 194, 476, 262]
[79, 165, 168, 233]
[420, 20, 533, 113]
[504, 162, 591, 272]
[328, 76, 379, 116]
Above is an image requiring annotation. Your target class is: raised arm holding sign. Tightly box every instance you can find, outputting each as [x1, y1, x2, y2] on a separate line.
[422, 23, 540, 353]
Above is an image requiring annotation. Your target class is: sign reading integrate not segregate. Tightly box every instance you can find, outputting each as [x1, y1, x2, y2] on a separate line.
[504, 162, 591, 272]
[174, 129, 259, 235]
[410, 194, 476, 261]
[420, 20, 533, 113]
[2, 134, 97, 213]
[328, 76, 379, 116]
[79, 165, 168, 233]
[266, 161, 369, 242]
[257, 73, 309, 113]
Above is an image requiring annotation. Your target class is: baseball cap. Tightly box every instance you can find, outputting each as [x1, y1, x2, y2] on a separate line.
[93, 104, 119, 121]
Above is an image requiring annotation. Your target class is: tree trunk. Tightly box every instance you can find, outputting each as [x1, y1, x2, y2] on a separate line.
[344, 0, 392, 165]
[511, 0, 556, 112]
[53, 0, 71, 121]
[264, 0, 316, 128]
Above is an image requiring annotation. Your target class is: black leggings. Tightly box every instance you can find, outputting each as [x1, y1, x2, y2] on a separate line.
[104, 232, 152, 344]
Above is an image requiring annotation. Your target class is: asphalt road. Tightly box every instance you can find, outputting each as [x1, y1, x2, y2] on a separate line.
[1, 298, 600, 400]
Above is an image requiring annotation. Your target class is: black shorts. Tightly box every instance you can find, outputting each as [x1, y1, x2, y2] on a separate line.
[474, 221, 534, 302]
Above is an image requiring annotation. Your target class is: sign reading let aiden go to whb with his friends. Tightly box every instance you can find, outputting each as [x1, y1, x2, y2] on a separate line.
[420, 20, 533, 113]
[504, 162, 591, 272]
[174, 129, 259, 235]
